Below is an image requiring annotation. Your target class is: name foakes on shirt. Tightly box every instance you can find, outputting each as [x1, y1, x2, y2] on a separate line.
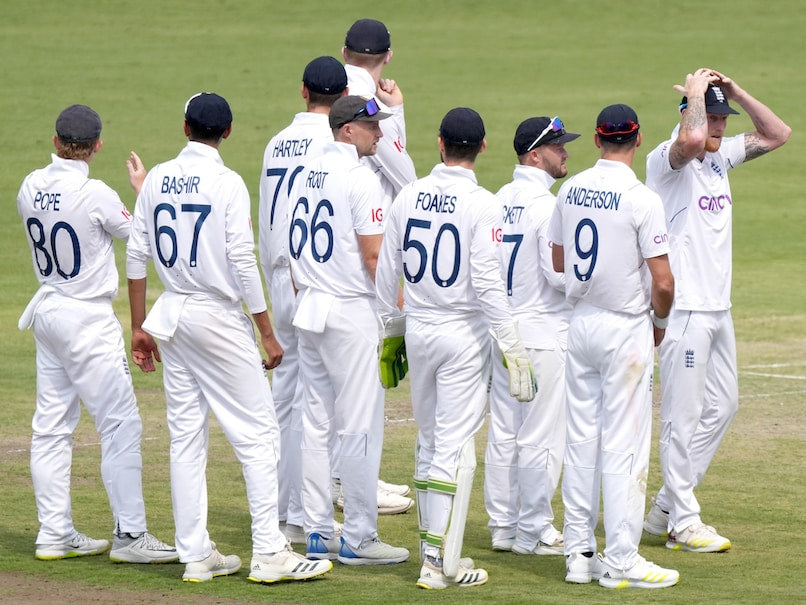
[564, 186, 621, 211]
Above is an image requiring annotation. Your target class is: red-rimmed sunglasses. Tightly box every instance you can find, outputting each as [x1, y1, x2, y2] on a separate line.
[596, 120, 639, 137]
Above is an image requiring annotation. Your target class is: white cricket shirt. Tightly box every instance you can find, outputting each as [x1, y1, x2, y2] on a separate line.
[126, 142, 267, 314]
[548, 159, 669, 314]
[345, 64, 417, 207]
[646, 131, 745, 311]
[376, 163, 513, 329]
[17, 155, 131, 300]
[258, 112, 332, 276]
[496, 165, 570, 348]
[287, 141, 384, 298]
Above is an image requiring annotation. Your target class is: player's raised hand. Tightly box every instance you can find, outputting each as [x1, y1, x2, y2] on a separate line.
[131, 328, 161, 372]
[127, 151, 147, 195]
[673, 68, 718, 98]
[376, 78, 404, 106]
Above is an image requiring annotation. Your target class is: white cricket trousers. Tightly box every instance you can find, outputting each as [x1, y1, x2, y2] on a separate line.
[31, 293, 146, 544]
[297, 295, 383, 548]
[485, 342, 566, 550]
[159, 298, 285, 562]
[656, 308, 738, 532]
[407, 316, 490, 559]
[266, 266, 304, 528]
[562, 304, 653, 569]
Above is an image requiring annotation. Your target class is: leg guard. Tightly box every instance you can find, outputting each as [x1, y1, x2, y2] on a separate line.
[442, 437, 476, 579]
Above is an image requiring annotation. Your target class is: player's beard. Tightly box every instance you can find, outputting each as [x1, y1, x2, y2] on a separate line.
[705, 137, 722, 152]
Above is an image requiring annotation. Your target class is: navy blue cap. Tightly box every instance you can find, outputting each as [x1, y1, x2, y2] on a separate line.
[55, 105, 102, 143]
[440, 107, 485, 146]
[303, 56, 348, 94]
[184, 92, 232, 134]
[345, 19, 391, 54]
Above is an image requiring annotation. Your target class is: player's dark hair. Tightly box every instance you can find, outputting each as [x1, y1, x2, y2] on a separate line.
[308, 90, 344, 109]
[442, 140, 482, 162]
[187, 122, 227, 144]
[54, 137, 96, 161]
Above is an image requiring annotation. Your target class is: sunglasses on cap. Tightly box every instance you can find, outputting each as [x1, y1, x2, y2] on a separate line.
[527, 116, 563, 152]
[596, 120, 640, 137]
[354, 97, 380, 120]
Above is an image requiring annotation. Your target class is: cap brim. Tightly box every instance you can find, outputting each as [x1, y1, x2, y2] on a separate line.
[706, 105, 740, 115]
[354, 110, 392, 122]
[537, 131, 581, 147]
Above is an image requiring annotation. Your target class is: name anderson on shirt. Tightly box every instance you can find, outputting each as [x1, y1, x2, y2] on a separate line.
[564, 186, 620, 211]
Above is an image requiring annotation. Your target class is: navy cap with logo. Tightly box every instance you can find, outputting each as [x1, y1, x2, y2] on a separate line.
[680, 83, 739, 115]
[513, 116, 580, 155]
[55, 104, 102, 143]
[595, 104, 641, 143]
[303, 56, 348, 95]
[329, 95, 391, 129]
[439, 107, 486, 147]
[184, 92, 233, 134]
[344, 19, 391, 54]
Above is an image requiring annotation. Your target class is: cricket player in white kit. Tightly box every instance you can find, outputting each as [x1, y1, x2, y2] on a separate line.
[341, 18, 418, 511]
[126, 93, 332, 584]
[342, 18, 417, 209]
[643, 69, 791, 552]
[288, 95, 409, 566]
[376, 107, 536, 589]
[549, 104, 678, 589]
[17, 105, 177, 565]
[484, 116, 578, 556]
[258, 56, 348, 545]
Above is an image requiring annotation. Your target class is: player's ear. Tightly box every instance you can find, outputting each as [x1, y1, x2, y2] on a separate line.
[221, 125, 233, 140]
[52, 135, 59, 150]
[385, 50, 393, 65]
[183, 121, 192, 138]
[301, 84, 309, 101]
[593, 133, 602, 149]
[479, 139, 487, 155]
[636, 132, 642, 148]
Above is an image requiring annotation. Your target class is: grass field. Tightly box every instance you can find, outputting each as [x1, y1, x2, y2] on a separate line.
[1, 1, 805, 603]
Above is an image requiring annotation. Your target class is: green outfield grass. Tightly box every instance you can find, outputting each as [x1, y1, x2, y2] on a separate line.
[1, 1, 804, 603]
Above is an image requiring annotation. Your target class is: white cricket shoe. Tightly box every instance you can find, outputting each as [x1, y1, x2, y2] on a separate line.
[512, 527, 564, 555]
[306, 532, 340, 560]
[377, 489, 415, 515]
[182, 548, 241, 582]
[643, 498, 670, 537]
[666, 522, 731, 553]
[248, 544, 332, 583]
[565, 551, 603, 584]
[35, 531, 110, 560]
[336, 486, 414, 515]
[109, 531, 178, 563]
[491, 528, 515, 552]
[337, 536, 409, 565]
[417, 557, 488, 589]
[378, 478, 411, 496]
[280, 522, 306, 545]
[598, 554, 679, 589]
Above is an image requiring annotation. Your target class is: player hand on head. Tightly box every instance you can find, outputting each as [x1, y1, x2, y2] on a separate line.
[673, 68, 718, 99]
[707, 69, 741, 99]
[131, 328, 161, 373]
[126, 151, 147, 196]
[376, 78, 403, 107]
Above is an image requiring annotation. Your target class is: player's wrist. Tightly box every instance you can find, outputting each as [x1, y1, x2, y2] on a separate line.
[651, 311, 669, 329]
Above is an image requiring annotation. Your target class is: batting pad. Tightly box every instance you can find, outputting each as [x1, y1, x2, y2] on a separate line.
[442, 437, 476, 579]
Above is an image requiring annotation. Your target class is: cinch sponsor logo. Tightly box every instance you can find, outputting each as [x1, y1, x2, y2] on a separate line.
[492, 227, 502, 243]
[698, 194, 732, 213]
[653, 233, 669, 244]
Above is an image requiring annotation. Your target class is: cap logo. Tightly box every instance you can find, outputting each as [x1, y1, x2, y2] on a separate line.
[711, 86, 727, 103]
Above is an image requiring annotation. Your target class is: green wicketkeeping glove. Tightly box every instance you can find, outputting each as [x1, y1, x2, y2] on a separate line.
[378, 315, 408, 389]
[492, 321, 538, 402]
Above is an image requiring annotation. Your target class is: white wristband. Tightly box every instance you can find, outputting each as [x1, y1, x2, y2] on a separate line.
[652, 312, 669, 329]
